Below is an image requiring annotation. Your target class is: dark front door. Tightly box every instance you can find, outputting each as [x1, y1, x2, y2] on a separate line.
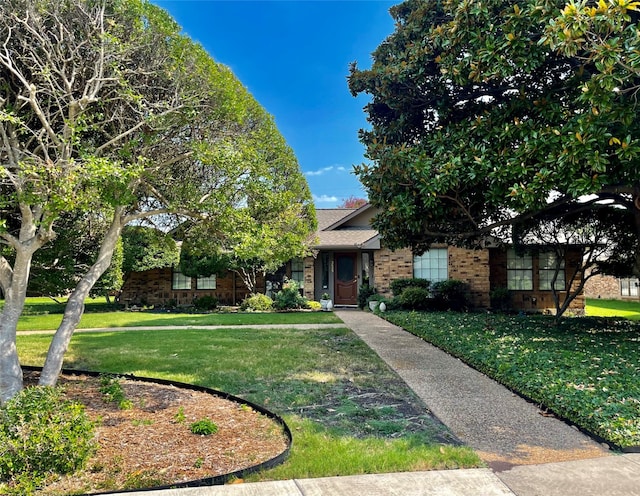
[334, 252, 358, 305]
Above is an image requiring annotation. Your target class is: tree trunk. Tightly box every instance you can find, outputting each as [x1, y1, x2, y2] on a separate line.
[39, 208, 125, 386]
[0, 250, 35, 403]
[633, 189, 640, 277]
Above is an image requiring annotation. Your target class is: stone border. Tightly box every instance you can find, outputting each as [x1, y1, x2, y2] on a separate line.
[22, 366, 293, 494]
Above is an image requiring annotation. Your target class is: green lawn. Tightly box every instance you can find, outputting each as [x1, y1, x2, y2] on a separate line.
[586, 298, 640, 320]
[383, 311, 640, 449]
[16, 322, 480, 483]
[7, 297, 341, 331]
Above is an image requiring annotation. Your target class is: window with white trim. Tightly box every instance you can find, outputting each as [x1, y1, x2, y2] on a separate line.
[413, 248, 448, 282]
[539, 251, 565, 291]
[172, 271, 191, 290]
[196, 275, 216, 290]
[507, 249, 533, 290]
[621, 278, 639, 297]
[291, 258, 304, 288]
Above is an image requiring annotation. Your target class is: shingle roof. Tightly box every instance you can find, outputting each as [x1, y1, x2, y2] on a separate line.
[311, 207, 379, 249]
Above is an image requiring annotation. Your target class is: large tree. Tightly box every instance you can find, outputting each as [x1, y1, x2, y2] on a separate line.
[348, 0, 640, 270]
[0, 0, 314, 402]
[25, 212, 124, 302]
[513, 204, 637, 317]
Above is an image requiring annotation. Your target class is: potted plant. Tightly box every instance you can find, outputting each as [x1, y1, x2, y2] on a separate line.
[320, 292, 332, 311]
[367, 293, 384, 312]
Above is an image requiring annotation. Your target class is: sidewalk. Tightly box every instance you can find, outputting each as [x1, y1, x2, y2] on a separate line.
[114, 310, 640, 496]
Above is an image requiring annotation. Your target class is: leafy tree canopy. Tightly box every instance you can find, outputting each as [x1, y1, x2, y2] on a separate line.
[348, 0, 640, 274]
[121, 226, 179, 275]
[0, 0, 315, 399]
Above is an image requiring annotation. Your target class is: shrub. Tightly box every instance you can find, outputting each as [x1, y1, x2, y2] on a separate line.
[357, 284, 376, 309]
[399, 286, 431, 310]
[99, 375, 133, 410]
[273, 280, 308, 310]
[431, 279, 470, 311]
[240, 293, 273, 312]
[193, 295, 218, 311]
[0, 386, 96, 487]
[308, 300, 322, 311]
[390, 278, 430, 297]
[190, 418, 218, 435]
[490, 287, 512, 311]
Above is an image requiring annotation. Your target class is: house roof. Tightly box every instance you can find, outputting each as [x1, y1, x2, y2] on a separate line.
[312, 205, 380, 250]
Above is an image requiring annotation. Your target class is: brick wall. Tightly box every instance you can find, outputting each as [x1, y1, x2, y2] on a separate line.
[373, 247, 413, 296]
[584, 273, 640, 301]
[119, 268, 262, 307]
[488, 248, 585, 314]
[303, 256, 315, 300]
[372, 246, 491, 309]
[448, 246, 491, 308]
[584, 273, 622, 300]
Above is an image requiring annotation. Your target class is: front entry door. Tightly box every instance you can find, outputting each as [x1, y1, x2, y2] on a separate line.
[334, 252, 358, 305]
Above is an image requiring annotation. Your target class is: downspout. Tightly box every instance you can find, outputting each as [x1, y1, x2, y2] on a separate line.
[232, 271, 236, 306]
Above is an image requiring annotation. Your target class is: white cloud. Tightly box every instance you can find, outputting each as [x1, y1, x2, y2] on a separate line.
[305, 166, 334, 177]
[305, 165, 350, 177]
[313, 194, 339, 203]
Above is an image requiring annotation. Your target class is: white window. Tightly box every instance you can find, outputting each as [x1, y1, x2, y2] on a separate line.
[539, 251, 565, 291]
[172, 271, 191, 290]
[197, 275, 216, 290]
[291, 258, 304, 288]
[621, 278, 639, 297]
[507, 249, 533, 290]
[413, 248, 448, 282]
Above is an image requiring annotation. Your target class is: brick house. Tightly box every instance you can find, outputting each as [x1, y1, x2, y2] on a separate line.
[119, 203, 585, 313]
[584, 273, 640, 302]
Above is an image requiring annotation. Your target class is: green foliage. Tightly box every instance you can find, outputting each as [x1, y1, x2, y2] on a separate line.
[384, 310, 640, 448]
[189, 418, 218, 436]
[174, 406, 186, 424]
[490, 287, 512, 311]
[0, 386, 96, 487]
[390, 278, 431, 297]
[99, 375, 133, 410]
[240, 293, 274, 312]
[357, 284, 376, 309]
[273, 280, 308, 311]
[192, 295, 218, 311]
[0, 0, 316, 399]
[28, 212, 124, 298]
[431, 280, 470, 311]
[348, 0, 640, 267]
[121, 226, 179, 274]
[399, 287, 431, 310]
[367, 293, 385, 302]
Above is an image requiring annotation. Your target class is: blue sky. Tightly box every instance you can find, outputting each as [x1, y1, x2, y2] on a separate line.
[153, 0, 397, 208]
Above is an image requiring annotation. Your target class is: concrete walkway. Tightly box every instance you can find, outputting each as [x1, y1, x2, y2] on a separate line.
[114, 310, 640, 496]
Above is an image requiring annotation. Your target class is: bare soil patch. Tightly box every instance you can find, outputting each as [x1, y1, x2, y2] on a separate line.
[23, 371, 289, 495]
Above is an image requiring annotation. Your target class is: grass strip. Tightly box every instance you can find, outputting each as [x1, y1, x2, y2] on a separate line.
[11, 296, 341, 331]
[383, 311, 640, 449]
[17, 325, 481, 479]
[587, 298, 640, 320]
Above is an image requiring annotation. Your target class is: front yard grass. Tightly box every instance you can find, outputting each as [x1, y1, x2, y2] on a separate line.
[11, 297, 341, 331]
[586, 298, 640, 320]
[383, 311, 640, 449]
[16, 325, 481, 480]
